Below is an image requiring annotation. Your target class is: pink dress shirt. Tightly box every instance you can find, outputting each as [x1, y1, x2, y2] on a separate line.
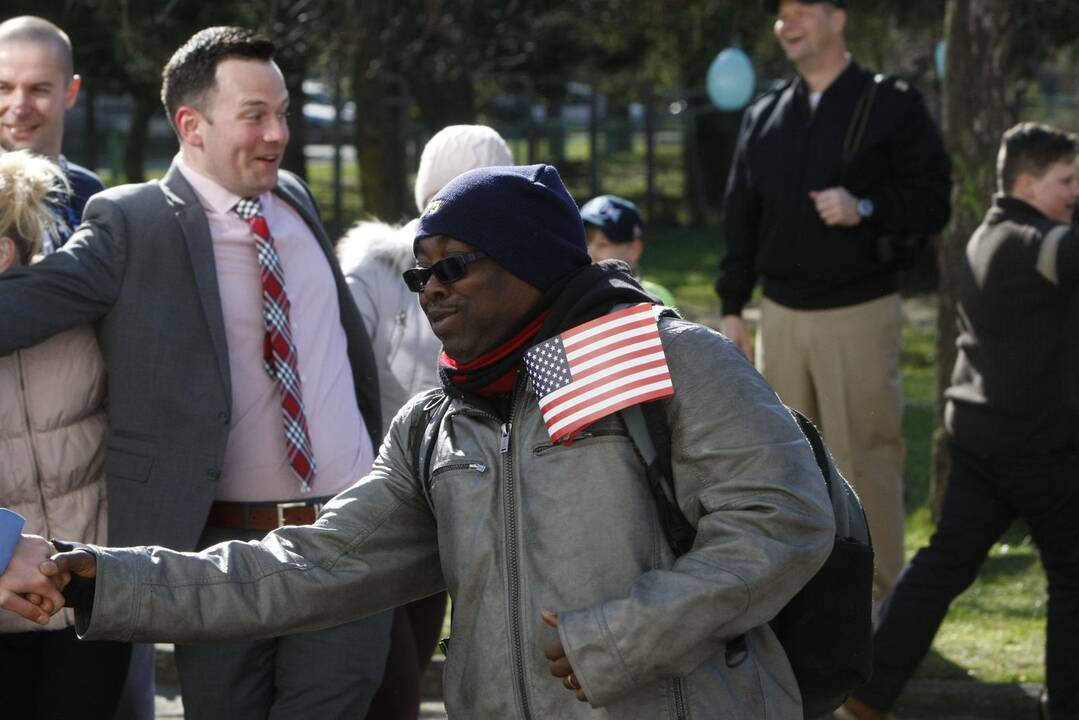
[176, 156, 373, 501]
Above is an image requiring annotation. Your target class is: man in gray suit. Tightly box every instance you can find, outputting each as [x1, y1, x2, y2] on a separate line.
[0, 26, 390, 720]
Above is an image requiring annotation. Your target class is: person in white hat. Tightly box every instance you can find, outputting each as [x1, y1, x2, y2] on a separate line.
[337, 123, 513, 720]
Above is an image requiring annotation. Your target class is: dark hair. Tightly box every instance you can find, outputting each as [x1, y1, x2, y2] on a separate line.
[997, 122, 1078, 194]
[160, 26, 276, 132]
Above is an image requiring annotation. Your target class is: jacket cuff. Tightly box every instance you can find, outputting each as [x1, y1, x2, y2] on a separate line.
[65, 544, 141, 642]
[718, 296, 746, 318]
[557, 605, 636, 708]
[864, 191, 888, 229]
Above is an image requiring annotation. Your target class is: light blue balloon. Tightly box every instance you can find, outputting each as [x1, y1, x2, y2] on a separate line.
[935, 40, 946, 80]
[707, 48, 756, 111]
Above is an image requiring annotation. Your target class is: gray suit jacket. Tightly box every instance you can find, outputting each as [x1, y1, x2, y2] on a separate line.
[0, 164, 381, 550]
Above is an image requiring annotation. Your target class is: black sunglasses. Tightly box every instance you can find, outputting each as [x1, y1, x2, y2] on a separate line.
[402, 251, 488, 292]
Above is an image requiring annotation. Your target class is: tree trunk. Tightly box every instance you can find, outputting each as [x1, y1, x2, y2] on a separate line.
[353, 47, 408, 222]
[281, 65, 308, 181]
[412, 72, 476, 132]
[932, 0, 1014, 517]
[82, 82, 99, 175]
[122, 90, 154, 184]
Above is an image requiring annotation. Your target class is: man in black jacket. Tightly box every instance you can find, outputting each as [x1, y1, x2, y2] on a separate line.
[717, 0, 951, 607]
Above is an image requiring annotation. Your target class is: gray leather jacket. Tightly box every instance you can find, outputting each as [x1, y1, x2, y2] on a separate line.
[77, 317, 834, 719]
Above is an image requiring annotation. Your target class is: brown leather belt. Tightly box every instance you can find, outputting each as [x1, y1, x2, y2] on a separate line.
[207, 499, 329, 531]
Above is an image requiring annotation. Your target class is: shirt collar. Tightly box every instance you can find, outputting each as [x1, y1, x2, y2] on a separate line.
[794, 59, 861, 104]
[992, 194, 1050, 222]
[174, 153, 268, 216]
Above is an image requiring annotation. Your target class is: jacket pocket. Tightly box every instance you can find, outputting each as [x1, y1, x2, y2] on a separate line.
[429, 461, 488, 494]
[532, 415, 629, 455]
[105, 447, 154, 484]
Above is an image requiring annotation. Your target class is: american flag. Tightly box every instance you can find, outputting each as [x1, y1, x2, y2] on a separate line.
[523, 303, 674, 443]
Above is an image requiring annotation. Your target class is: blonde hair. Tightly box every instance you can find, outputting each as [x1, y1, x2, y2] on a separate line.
[0, 151, 69, 264]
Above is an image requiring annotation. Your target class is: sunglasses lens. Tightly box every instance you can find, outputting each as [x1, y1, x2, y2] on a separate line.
[431, 255, 467, 284]
[402, 268, 430, 292]
[403, 253, 483, 292]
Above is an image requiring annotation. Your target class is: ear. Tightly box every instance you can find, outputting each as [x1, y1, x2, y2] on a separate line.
[0, 236, 18, 273]
[64, 75, 82, 110]
[1012, 172, 1036, 203]
[831, 8, 848, 34]
[176, 106, 205, 148]
[626, 237, 644, 265]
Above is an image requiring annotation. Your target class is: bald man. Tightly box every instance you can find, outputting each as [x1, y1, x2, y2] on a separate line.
[0, 16, 104, 252]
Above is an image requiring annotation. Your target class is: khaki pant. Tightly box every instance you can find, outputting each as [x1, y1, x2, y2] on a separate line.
[758, 294, 905, 607]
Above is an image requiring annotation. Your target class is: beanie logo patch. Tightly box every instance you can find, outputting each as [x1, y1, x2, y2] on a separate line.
[423, 199, 443, 216]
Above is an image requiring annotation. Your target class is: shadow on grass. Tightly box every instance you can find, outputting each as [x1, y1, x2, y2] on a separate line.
[977, 551, 1037, 581]
[913, 648, 975, 681]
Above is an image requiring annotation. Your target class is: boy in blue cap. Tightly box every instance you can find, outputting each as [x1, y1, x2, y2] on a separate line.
[580, 194, 676, 306]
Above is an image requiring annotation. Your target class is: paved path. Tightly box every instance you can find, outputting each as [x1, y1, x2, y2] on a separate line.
[155, 687, 447, 719]
[153, 644, 446, 719]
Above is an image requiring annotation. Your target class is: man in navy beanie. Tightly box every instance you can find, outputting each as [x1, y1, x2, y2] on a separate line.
[29, 163, 837, 718]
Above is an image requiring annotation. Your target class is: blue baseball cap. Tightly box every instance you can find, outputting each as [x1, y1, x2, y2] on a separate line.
[579, 195, 644, 244]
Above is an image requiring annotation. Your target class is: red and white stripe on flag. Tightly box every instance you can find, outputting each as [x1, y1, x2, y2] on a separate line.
[523, 302, 674, 443]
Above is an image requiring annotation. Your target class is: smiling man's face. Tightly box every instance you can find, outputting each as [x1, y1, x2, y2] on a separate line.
[0, 39, 78, 159]
[414, 234, 541, 363]
[180, 57, 289, 197]
[773, 1, 844, 65]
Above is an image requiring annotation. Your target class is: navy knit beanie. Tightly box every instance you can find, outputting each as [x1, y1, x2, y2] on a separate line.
[414, 164, 590, 290]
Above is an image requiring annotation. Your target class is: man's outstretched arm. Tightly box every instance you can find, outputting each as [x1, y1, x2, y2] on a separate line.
[32, 427, 445, 647]
[0, 198, 126, 355]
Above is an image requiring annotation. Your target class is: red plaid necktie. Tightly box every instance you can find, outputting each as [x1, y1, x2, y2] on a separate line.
[235, 196, 317, 491]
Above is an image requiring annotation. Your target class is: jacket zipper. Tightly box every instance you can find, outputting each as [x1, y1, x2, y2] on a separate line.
[501, 382, 535, 720]
[14, 352, 51, 538]
[673, 677, 689, 719]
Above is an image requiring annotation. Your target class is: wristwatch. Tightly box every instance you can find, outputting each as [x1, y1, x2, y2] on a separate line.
[856, 197, 875, 220]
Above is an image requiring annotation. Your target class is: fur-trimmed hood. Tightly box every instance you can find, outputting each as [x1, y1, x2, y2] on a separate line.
[338, 218, 419, 277]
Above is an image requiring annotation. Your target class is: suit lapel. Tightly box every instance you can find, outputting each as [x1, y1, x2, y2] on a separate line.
[162, 164, 232, 403]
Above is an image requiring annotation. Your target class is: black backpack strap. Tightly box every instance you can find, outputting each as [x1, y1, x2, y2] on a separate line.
[621, 401, 696, 556]
[412, 392, 453, 514]
[788, 408, 833, 497]
[623, 402, 839, 558]
[842, 75, 879, 167]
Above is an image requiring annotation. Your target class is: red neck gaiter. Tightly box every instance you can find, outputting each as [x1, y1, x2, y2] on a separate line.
[440, 311, 550, 396]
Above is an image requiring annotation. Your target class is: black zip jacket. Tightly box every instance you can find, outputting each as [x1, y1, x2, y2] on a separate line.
[717, 62, 952, 315]
[945, 196, 1079, 458]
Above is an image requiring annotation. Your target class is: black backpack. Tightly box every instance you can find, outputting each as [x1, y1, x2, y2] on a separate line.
[412, 392, 874, 719]
[621, 400, 874, 719]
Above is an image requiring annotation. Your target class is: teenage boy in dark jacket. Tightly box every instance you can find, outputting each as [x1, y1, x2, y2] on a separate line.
[843, 122, 1079, 720]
